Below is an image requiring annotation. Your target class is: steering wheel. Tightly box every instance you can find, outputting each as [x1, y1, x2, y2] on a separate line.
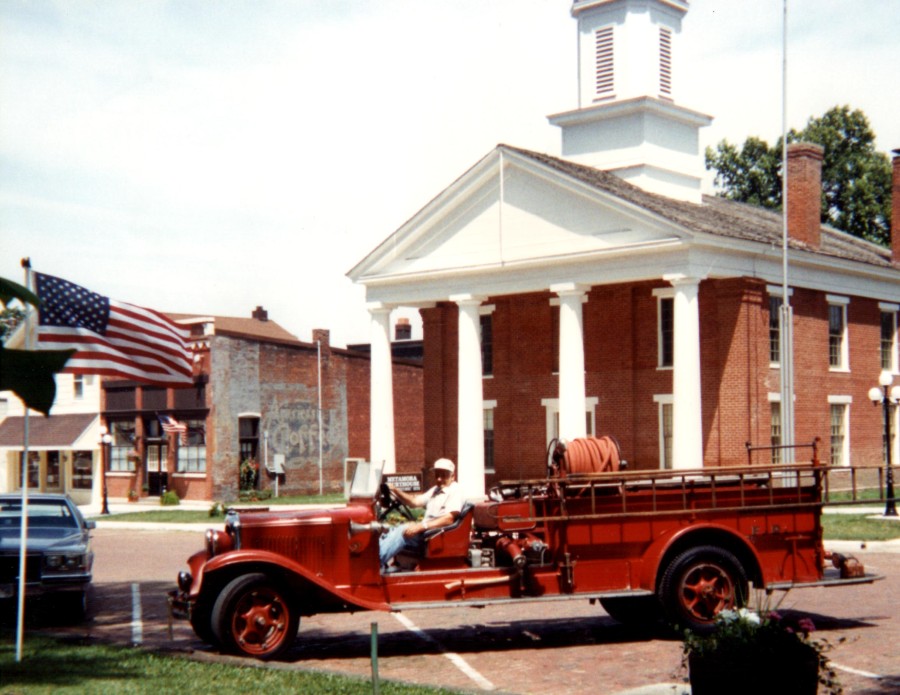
[378, 483, 416, 521]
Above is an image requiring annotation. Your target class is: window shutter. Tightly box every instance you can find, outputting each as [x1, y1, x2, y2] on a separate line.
[659, 27, 672, 96]
[595, 26, 614, 97]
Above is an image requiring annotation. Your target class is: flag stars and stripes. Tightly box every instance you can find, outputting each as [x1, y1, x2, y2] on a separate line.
[34, 271, 194, 387]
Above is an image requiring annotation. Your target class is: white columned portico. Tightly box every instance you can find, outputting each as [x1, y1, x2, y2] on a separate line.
[452, 294, 487, 499]
[666, 275, 704, 469]
[368, 303, 396, 473]
[552, 284, 588, 441]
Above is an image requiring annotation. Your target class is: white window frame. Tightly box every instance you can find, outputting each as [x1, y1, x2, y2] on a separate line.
[483, 400, 497, 474]
[653, 287, 675, 370]
[768, 392, 782, 464]
[879, 302, 899, 374]
[767, 285, 793, 368]
[480, 304, 496, 379]
[653, 394, 673, 470]
[827, 295, 849, 372]
[828, 395, 852, 466]
[541, 397, 598, 446]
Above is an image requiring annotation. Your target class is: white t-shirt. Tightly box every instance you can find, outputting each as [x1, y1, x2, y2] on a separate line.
[417, 481, 464, 521]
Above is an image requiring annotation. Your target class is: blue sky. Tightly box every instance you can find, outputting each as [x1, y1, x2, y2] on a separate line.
[2, 0, 898, 347]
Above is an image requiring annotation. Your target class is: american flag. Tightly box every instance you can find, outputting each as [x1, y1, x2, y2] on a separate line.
[159, 414, 189, 445]
[35, 272, 193, 386]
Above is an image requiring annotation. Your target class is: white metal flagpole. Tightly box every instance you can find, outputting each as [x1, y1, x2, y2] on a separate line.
[15, 258, 34, 662]
[779, 0, 796, 463]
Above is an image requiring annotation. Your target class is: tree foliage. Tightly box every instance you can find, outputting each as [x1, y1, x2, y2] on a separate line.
[0, 276, 75, 416]
[706, 105, 892, 245]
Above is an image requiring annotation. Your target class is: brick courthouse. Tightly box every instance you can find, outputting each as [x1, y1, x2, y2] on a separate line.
[349, 0, 900, 499]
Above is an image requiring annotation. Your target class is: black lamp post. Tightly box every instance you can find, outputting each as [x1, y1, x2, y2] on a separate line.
[868, 372, 899, 517]
[99, 426, 112, 516]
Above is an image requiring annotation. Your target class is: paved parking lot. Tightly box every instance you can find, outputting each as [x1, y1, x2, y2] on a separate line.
[8, 521, 897, 695]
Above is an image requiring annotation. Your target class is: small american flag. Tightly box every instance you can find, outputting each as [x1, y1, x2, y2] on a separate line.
[35, 272, 193, 386]
[159, 414, 189, 445]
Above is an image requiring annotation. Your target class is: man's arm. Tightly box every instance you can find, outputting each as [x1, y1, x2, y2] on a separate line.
[401, 510, 459, 538]
[388, 485, 426, 507]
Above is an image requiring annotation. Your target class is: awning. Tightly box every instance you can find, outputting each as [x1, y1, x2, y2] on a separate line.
[0, 413, 97, 448]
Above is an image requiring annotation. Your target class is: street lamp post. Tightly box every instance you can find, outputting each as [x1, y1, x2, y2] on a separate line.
[99, 426, 112, 516]
[868, 371, 899, 517]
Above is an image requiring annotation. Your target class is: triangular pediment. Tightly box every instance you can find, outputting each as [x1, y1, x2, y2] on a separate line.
[350, 146, 691, 283]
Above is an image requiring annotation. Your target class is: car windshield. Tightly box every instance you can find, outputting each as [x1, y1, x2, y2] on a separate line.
[348, 460, 383, 500]
[0, 500, 78, 529]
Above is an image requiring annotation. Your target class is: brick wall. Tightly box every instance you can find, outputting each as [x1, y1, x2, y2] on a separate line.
[193, 335, 423, 500]
[424, 278, 890, 482]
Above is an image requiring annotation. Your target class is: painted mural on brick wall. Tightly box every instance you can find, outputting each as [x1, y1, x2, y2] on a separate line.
[266, 401, 347, 492]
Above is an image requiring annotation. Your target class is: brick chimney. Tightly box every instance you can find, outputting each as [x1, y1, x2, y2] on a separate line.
[395, 317, 412, 341]
[251, 306, 268, 322]
[892, 149, 900, 265]
[786, 142, 824, 250]
[312, 328, 330, 347]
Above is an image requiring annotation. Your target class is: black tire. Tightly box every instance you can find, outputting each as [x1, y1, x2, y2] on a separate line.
[659, 545, 748, 633]
[189, 594, 218, 647]
[62, 589, 87, 623]
[211, 573, 299, 660]
[600, 595, 663, 626]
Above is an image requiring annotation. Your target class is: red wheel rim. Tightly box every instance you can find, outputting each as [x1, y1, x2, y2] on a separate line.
[678, 561, 735, 623]
[230, 587, 291, 655]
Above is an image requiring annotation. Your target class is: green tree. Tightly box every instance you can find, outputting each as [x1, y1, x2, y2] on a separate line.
[0, 276, 75, 416]
[706, 105, 892, 245]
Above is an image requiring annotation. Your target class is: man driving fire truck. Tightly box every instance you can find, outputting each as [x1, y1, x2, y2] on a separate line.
[379, 458, 464, 572]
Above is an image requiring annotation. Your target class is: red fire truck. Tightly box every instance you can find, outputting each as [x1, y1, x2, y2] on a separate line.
[168, 437, 880, 660]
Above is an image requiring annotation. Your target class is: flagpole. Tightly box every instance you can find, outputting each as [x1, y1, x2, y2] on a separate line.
[779, 0, 796, 463]
[16, 258, 33, 662]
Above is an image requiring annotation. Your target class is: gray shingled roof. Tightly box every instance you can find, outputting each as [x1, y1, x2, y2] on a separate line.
[504, 145, 893, 270]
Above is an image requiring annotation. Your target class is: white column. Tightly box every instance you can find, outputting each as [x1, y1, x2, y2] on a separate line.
[452, 294, 486, 499]
[368, 303, 396, 474]
[667, 275, 703, 470]
[552, 284, 588, 441]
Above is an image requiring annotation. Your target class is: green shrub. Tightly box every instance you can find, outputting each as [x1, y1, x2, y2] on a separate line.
[208, 501, 226, 517]
[159, 490, 180, 506]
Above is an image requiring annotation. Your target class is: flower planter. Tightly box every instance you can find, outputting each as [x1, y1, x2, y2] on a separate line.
[688, 652, 819, 695]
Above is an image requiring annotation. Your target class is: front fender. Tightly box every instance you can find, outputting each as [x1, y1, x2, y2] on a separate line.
[638, 523, 762, 591]
[194, 548, 390, 613]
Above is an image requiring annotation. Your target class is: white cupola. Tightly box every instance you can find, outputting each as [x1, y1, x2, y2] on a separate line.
[548, 0, 711, 203]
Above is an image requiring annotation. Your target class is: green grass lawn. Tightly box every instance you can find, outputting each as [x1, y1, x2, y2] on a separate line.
[0, 637, 462, 695]
[820, 512, 900, 541]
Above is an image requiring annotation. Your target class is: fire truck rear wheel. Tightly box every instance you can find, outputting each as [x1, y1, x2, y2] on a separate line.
[211, 572, 299, 660]
[659, 545, 748, 633]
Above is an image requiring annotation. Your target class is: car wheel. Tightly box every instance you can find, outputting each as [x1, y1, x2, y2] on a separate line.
[659, 545, 748, 633]
[211, 573, 298, 660]
[189, 594, 219, 647]
[62, 590, 88, 623]
[599, 595, 662, 626]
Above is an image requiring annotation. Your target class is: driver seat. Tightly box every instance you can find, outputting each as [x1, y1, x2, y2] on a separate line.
[393, 502, 475, 571]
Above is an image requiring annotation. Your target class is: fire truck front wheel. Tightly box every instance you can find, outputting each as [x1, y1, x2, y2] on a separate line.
[211, 572, 300, 660]
[659, 545, 748, 633]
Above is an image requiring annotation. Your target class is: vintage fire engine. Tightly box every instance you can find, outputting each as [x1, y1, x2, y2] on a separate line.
[168, 437, 880, 660]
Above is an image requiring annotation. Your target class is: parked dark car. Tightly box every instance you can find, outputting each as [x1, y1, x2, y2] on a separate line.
[0, 493, 95, 619]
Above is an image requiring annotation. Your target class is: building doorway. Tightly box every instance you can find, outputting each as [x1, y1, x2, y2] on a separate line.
[146, 443, 168, 496]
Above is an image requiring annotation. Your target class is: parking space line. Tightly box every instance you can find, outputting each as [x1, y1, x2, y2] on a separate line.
[131, 583, 143, 645]
[831, 661, 882, 679]
[391, 613, 495, 691]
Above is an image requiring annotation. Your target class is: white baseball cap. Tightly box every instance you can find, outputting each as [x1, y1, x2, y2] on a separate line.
[433, 458, 455, 473]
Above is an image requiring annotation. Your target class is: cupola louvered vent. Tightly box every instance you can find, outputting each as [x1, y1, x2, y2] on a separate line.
[594, 26, 614, 98]
[659, 27, 672, 96]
